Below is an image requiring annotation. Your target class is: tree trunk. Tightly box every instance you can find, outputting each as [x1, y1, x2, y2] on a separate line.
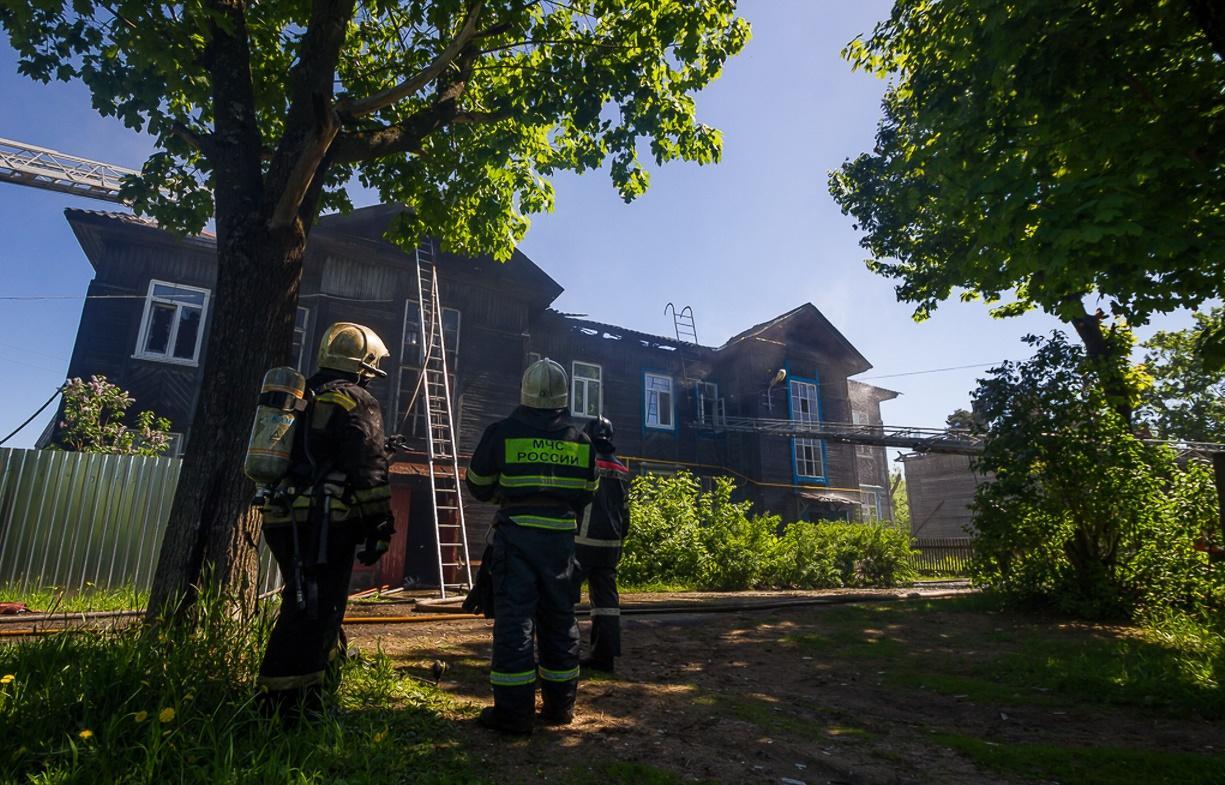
[1215, 452, 1225, 549]
[146, 218, 305, 620]
[1068, 307, 1133, 423]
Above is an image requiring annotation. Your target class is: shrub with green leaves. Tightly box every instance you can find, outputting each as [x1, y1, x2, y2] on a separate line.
[621, 472, 915, 590]
[970, 332, 1222, 619]
[773, 520, 917, 589]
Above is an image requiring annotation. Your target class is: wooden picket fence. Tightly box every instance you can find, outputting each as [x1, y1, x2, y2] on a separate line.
[910, 537, 973, 576]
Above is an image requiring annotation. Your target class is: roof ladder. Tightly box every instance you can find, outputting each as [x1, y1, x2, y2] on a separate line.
[414, 240, 474, 598]
[666, 302, 699, 346]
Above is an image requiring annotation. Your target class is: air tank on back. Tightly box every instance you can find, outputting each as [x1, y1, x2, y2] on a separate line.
[244, 366, 307, 490]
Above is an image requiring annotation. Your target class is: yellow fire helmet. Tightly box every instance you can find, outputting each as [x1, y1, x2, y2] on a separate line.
[521, 357, 569, 409]
[317, 322, 390, 379]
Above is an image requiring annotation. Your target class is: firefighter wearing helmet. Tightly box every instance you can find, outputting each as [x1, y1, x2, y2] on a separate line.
[465, 357, 598, 734]
[572, 415, 630, 672]
[255, 322, 393, 719]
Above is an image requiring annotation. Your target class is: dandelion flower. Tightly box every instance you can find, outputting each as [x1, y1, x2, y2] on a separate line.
[0, 674, 13, 685]
[78, 729, 94, 741]
[134, 711, 148, 722]
[158, 707, 175, 723]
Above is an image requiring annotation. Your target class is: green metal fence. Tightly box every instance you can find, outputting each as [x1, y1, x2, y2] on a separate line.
[0, 448, 279, 595]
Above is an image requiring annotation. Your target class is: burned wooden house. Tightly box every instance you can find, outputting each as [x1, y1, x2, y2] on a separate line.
[54, 204, 898, 587]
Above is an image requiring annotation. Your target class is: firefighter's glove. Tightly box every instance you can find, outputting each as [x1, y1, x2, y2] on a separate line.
[356, 519, 395, 565]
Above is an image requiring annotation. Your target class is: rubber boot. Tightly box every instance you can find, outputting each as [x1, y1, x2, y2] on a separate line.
[539, 679, 577, 726]
[477, 706, 534, 735]
[581, 656, 615, 673]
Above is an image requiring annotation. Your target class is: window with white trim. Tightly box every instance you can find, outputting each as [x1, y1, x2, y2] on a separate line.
[790, 379, 824, 479]
[401, 301, 460, 368]
[860, 485, 884, 521]
[852, 411, 874, 458]
[291, 306, 310, 370]
[644, 372, 674, 430]
[697, 381, 721, 425]
[134, 280, 209, 364]
[572, 361, 602, 418]
[394, 365, 455, 438]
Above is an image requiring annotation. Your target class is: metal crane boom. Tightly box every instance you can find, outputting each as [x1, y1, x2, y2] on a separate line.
[0, 137, 138, 203]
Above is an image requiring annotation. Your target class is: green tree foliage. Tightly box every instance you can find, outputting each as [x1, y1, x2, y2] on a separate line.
[57, 376, 173, 457]
[0, 0, 750, 613]
[970, 333, 1221, 618]
[829, 0, 1225, 355]
[889, 470, 909, 530]
[0, 1, 749, 257]
[1139, 307, 1225, 442]
[621, 472, 915, 590]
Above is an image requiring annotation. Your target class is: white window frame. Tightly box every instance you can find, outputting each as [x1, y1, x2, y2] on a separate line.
[790, 379, 824, 480]
[292, 306, 311, 371]
[860, 484, 885, 521]
[133, 279, 210, 366]
[401, 300, 422, 366]
[571, 361, 602, 418]
[697, 381, 720, 425]
[393, 364, 455, 438]
[164, 433, 184, 458]
[401, 300, 460, 367]
[644, 372, 675, 431]
[852, 411, 875, 458]
[441, 307, 461, 368]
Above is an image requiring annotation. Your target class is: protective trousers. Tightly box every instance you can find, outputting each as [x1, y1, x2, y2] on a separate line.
[489, 521, 580, 725]
[258, 522, 362, 707]
[573, 553, 621, 661]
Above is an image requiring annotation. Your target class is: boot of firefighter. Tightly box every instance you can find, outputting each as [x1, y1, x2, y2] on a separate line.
[478, 685, 534, 735]
[538, 677, 577, 725]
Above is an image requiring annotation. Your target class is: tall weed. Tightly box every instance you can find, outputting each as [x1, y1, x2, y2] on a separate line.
[0, 591, 475, 784]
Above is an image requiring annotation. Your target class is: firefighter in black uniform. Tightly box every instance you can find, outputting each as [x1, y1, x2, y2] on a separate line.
[572, 416, 630, 672]
[465, 358, 598, 734]
[258, 322, 393, 718]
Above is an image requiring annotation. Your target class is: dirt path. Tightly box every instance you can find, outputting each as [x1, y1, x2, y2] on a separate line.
[346, 591, 1223, 785]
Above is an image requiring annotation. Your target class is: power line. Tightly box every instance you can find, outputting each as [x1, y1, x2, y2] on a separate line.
[0, 386, 65, 447]
[1, 292, 401, 303]
[858, 361, 1009, 381]
[0, 294, 148, 301]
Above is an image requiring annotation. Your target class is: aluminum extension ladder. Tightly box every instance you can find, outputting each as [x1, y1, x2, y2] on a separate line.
[414, 240, 474, 598]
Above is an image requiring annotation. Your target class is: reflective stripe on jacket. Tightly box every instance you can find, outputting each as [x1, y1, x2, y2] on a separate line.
[575, 454, 630, 547]
[465, 406, 597, 532]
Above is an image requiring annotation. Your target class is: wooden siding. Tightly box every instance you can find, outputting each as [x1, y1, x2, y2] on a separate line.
[848, 380, 898, 521]
[61, 207, 889, 571]
[902, 453, 985, 538]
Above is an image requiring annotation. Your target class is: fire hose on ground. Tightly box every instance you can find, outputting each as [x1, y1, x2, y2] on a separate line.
[0, 587, 970, 637]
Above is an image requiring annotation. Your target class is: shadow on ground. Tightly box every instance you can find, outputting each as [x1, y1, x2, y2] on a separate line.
[350, 595, 1225, 785]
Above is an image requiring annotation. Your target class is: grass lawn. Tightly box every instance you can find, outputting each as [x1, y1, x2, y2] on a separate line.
[787, 594, 1224, 719]
[0, 583, 148, 613]
[5, 590, 1223, 784]
[0, 597, 480, 784]
[779, 595, 1225, 784]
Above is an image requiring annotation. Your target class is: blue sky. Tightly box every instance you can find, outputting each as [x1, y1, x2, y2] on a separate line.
[0, 0, 1198, 456]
